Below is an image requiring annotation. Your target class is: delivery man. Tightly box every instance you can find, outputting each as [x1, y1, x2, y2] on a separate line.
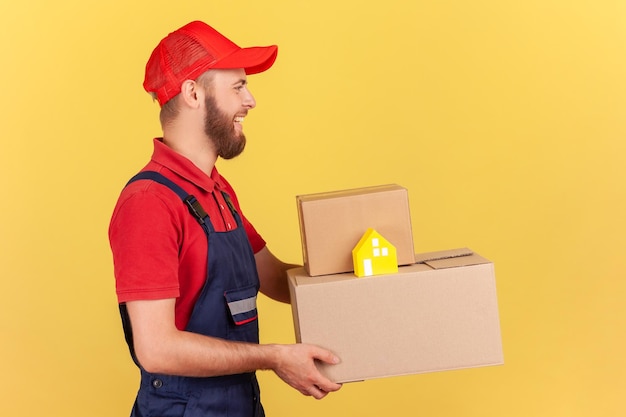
[109, 20, 341, 417]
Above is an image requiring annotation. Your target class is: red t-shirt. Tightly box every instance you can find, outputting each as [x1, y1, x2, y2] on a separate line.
[109, 138, 266, 330]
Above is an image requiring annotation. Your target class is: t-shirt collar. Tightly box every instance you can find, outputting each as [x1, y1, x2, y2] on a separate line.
[150, 138, 225, 193]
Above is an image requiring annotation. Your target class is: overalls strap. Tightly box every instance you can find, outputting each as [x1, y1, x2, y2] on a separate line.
[127, 171, 211, 228]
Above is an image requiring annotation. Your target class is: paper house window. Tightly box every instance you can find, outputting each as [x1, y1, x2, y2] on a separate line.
[352, 228, 398, 277]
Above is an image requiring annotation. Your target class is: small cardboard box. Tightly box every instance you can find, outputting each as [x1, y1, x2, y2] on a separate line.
[297, 184, 415, 276]
[288, 249, 503, 383]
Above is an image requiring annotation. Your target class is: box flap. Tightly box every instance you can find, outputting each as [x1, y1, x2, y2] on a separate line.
[414, 248, 491, 269]
[414, 247, 473, 264]
[414, 248, 491, 270]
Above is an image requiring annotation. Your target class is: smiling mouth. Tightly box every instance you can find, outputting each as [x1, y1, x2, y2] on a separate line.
[234, 116, 244, 123]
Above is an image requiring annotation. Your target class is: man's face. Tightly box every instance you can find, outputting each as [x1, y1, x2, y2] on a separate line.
[203, 69, 256, 160]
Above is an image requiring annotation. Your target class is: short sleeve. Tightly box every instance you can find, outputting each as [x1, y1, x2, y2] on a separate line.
[109, 188, 182, 303]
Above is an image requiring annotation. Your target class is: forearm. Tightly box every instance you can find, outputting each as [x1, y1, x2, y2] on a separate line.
[127, 298, 279, 376]
[136, 328, 282, 377]
[138, 328, 342, 399]
[255, 246, 300, 303]
[127, 298, 342, 399]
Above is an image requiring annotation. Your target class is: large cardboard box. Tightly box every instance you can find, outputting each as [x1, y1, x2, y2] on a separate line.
[288, 249, 503, 383]
[297, 184, 415, 276]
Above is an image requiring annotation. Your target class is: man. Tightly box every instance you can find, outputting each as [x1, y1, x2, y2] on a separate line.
[109, 21, 341, 417]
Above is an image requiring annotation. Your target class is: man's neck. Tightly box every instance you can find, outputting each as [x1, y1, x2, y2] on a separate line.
[162, 128, 218, 177]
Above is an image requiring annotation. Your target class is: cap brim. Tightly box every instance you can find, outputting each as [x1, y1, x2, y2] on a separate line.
[213, 45, 278, 75]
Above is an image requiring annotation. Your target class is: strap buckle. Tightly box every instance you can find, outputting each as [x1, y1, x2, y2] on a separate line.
[184, 195, 209, 224]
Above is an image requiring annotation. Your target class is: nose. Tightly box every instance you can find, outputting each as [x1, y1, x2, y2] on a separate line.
[243, 89, 256, 109]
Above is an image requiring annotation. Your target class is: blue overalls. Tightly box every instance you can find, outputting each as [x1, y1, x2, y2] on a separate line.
[119, 171, 265, 417]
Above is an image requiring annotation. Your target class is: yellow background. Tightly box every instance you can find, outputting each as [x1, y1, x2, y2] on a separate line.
[1, 0, 624, 416]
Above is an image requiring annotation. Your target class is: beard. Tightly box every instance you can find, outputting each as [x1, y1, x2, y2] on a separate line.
[203, 94, 247, 160]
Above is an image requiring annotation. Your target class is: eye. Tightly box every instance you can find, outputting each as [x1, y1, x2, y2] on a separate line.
[234, 80, 248, 92]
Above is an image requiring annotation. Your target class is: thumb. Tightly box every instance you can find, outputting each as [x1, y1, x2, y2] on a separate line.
[314, 347, 341, 365]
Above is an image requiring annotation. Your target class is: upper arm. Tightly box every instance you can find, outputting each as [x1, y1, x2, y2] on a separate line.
[125, 298, 179, 370]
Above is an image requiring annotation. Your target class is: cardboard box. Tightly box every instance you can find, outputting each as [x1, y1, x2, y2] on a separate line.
[288, 249, 504, 383]
[297, 184, 415, 276]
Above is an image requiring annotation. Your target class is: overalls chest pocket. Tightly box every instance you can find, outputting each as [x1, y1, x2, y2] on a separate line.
[224, 284, 259, 343]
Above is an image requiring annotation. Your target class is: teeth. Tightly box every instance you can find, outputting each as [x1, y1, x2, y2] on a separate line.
[234, 116, 244, 123]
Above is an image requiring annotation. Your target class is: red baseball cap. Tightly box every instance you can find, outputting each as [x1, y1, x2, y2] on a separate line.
[143, 21, 278, 106]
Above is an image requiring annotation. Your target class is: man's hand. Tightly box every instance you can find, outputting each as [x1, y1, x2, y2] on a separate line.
[270, 343, 342, 399]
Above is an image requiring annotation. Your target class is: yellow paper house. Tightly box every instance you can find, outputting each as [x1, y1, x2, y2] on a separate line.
[352, 228, 398, 277]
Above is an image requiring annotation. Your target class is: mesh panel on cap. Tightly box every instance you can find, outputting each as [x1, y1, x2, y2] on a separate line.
[164, 32, 216, 78]
[146, 31, 217, 104]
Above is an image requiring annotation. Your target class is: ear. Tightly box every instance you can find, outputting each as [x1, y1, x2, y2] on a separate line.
[179, 80, 203, 109]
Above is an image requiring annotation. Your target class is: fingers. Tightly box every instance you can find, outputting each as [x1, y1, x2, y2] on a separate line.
[309, 384, 330, 400]
[310, 380, 342, 399]
[306, 348, 343, 398]
[314, 377, 342, 394]
[292, 368, 341, 400]
[272, 343, 343, 399]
